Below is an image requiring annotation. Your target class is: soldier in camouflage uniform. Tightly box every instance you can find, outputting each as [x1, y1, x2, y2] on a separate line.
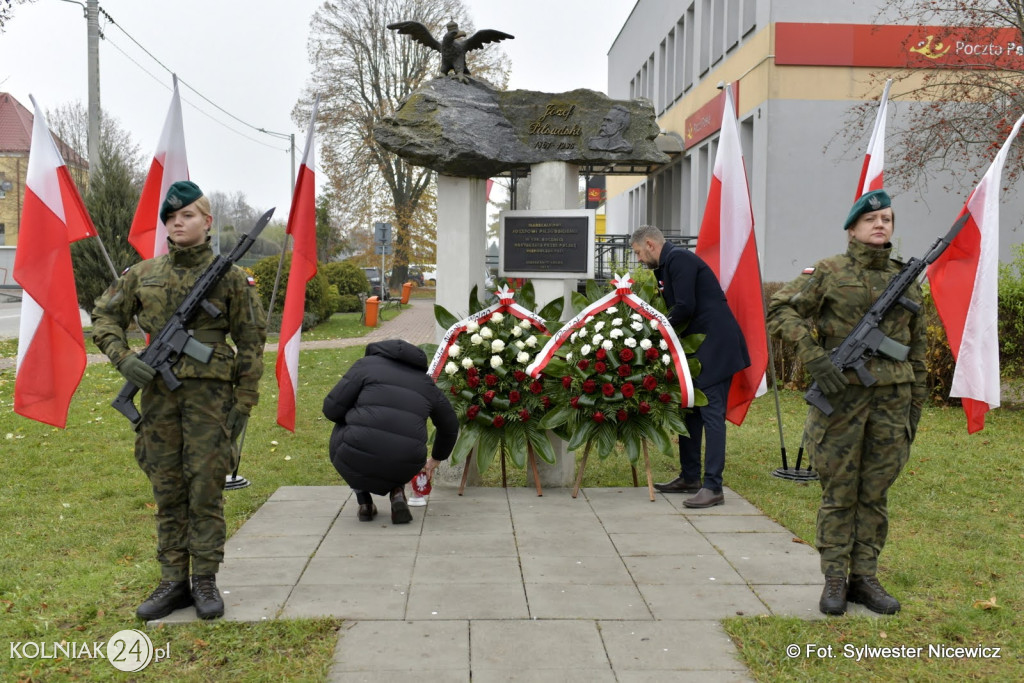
[766, 190, 927, 616]
[92, 181, 266, 621]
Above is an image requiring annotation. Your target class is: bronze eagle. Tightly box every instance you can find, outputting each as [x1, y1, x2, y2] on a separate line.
[387, 20, 514, 83]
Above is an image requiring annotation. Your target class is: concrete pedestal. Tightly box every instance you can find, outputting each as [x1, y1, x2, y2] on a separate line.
[436, 174, 489, 341]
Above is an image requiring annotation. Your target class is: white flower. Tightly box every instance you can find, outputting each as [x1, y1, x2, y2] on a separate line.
[511, 325, 523, 338]
[566, 351, 574, 362]
[578, 326, 588, 338]
[624, 337, 637, 348]
[607, 306, 618, 315]
[526, 335, 538, 348]
[466, 320, 480, 332]
[591, 334, 604, 345]
[659, 339, 668, 350]
[490, 355, 503, 369]
[630, 321, 644, 331]
[650, 320, 659, 330]
[662, 354, 672, 365]
[519, 319, 532, 329]
[480, 326, 494, 339]
[461, 357, 475, 369]
[612, 317, 623, 327]
[602, 339, 614, 350]
[491, 339, 505, 353]
[444, 362, 458, 375]
[490, 311, 504, 323]
[569, 332, 578, 343]
[515, 340, 526, 350]
[631, 313, 643, 321]
[449, 344, 461, 358]
[471, 333, 483, 345]
[640, 338, 653, 350]
[609, 328, 624, 339]
[594, 321, 606, 332]
[516, 351, 531, 364]
[580, 344, 592, 357]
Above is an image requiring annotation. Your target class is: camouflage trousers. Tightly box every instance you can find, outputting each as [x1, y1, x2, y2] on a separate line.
[804, 383, 912, 577]
[135, 377, 233, 581]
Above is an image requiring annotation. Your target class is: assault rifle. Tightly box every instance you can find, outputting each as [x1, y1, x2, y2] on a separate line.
[804, 212, 969, 415]
[112, 208, 274, 424]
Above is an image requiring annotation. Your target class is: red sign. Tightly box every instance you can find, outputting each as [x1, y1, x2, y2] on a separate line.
[776, 23, 1024, 69]
[684, 84, 740, 150]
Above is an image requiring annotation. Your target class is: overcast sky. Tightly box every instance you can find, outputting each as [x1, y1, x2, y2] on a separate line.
[0, 0, 636, 221]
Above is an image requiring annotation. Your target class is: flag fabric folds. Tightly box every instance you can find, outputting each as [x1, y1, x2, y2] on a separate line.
[926, 112, 1024, 433]
[694, 84, 767, 426]
[276, 98, 320, 431]
[14, 96, 98, 428]
[129, 77, 188, 259]
[854, 79, 892, 199]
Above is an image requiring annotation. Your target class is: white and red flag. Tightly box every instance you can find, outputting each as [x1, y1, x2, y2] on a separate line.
[14, 96, 98, 428]
[276, 97, 320, 431]
[694, 84, 767, 425]
[854, 79, 892, 199]
[129, 76, 188, 259]
[926, 112, 1024, 433]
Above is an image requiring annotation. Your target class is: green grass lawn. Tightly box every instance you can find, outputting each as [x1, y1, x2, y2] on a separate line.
[1, 305, 1022, 680]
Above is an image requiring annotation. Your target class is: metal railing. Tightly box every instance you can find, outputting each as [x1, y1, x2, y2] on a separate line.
[590, 234, 697, 286]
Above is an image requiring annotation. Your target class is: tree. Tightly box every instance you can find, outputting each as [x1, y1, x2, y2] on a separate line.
[46, 101, 144, 189]
[298, 0, 508, 288]
[840, 1, 1024, 193]
[315, 192, 350, 262]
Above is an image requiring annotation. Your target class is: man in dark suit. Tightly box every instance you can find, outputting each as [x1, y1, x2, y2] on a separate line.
[630, 225, 750, 508]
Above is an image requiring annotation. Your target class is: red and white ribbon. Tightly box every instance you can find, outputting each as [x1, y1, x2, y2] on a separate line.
[427, 285, 548, 380]
[526, 273, 694, 407]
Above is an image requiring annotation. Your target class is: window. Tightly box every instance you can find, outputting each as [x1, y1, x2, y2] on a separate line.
[684, 5, 695, 90]
[726, 0, 740, 51]
[699, 0, 711, 75]
[743, 0, 756, 35]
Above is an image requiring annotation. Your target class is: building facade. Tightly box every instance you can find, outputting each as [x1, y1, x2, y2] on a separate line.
[605, 0, 1024, 281]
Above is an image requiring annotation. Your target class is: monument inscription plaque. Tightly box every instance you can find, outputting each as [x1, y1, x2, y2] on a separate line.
[500, 209, 595, 279]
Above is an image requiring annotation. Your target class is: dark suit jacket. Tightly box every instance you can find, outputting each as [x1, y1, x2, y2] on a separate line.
[654, 242, 750, 389]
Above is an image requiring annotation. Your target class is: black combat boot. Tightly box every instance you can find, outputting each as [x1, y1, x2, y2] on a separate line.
[136, 580, 193, 620]
[848, 574, 901, 614]
[818, 575, 848, 615]
[191, 575, 225, 620]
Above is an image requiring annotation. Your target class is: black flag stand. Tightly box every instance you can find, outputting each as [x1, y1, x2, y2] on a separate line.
[766, 334, 818, 482]
[225, 422, 251, 490]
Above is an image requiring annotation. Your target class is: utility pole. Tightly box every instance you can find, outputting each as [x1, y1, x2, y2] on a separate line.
[87, 0, 101, 174]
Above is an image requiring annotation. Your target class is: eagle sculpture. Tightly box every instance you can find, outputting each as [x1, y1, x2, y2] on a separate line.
[387, 20, 514, 83]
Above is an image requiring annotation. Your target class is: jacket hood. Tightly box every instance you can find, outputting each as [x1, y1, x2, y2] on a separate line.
[365, 339, 428, 370]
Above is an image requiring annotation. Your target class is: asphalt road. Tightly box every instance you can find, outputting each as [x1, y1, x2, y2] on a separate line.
[0, 301, 93, 340]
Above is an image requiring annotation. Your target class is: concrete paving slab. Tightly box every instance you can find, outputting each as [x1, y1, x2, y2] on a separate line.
[519, 554, 635, 585]
[514, 529, 620, 557]
[246, 499, 343, 519]
[689, 514, 794, 534]
[316, 531, 421, 558]
[299, 554, 416, 586]
[623, 554, 746, 585]
[330, 620, 468, 671]
[217, 555, 310, 586]
[282, 583, 409, 619]
[331, 671, 468, 683]
[219, 584, 292, 622]
[469, 620, 609, 670]
[415, 532, 519, 557]
[406, 583, 528, 619]
[727, 551, 821, 585]
[639, 583, 770, 620]
[616, 670, 754, 682]
[223, 533, 323, 559]
[472, 669, 616, 682]
[268, 485, 348, 502]
[525, 583, 651, 620]
[421, 511, 514, 534]
[412, 554, 522, 584]
[704, 531, 808, 555]
[229, 513, 338, 538]
[752, 584, 831, 620]
[662, 487, 762, 515]
[595, 512, 698, 534]
[608, 531, 719, 556]
[598, 619, 747, 672]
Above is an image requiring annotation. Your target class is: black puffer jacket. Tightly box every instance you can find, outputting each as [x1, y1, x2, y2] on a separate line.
[323, 339, 459, 495]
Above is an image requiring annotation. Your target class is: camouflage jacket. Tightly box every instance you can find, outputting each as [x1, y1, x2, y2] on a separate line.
[92, 238, 267, 409]
[766, 239, 927, 404]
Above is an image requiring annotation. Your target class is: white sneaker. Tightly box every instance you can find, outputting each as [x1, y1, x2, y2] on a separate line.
[407, 493, 428, 507]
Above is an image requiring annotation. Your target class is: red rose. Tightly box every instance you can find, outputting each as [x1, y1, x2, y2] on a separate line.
[658, 392, 671, 403]
[518, 409, 530, 421]
[509, 390, 521, 404]
[618, 365, 631, 377]
[619, 348, 635, 362]
[467, 375, 481, 388]
[513, 370, 527, 382]
[541, 396, 552, 408]
[594, 361, 607, 373]
[602, 383, 615, 397]
[485, 374, 498, 387]
[596, 348, 607, 360]
[577, 359, 591, 371]
[621, 383, 635, 398]
[530, 380, 544, 394]
[642, 375, 658, 391]
[492, 415, 505, 427]
[561, 376, 573, 389]
[645, 348, 659, 361]
[570, 396, 581, 409]
[665, 368, 675, 381]
[466, 405, 480, 420]
[592, 411, 605, 423]
[616, 409, 628, 422]
[639, 401, 651, 414]
[582, 379, 597, 394]
[450, 386, 459, 395]
[467, 366, 479, 377]
[483, 390, 496, 404]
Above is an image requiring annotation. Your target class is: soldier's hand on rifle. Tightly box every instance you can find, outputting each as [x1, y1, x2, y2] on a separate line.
[117, 354, 156, 389]
[806, 355, 849, 396]
[226, 404, 250, 442]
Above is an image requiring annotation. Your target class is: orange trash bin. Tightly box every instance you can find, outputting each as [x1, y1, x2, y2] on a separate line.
[401, 281, 413, 304]
[364, 296, 379, 327]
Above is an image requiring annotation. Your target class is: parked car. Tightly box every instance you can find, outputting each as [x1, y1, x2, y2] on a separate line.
[361, 267, 389, 300]
[406, 267, 426, 286]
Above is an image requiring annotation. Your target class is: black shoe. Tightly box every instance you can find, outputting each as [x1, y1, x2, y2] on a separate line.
[819, 575, 848, 615]
[357, 503, 378, 521]
[390, 487, 412, 524]
[683, 488, 725, 508]
[136, 580, 192, 620]
[191, 575, 225, 620]
[654, 476, 701, 493]
[848, 574, 901, 614]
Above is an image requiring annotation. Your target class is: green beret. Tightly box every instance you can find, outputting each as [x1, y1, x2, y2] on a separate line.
[160, 180, 204, 224]
[844, 189, 891, 230]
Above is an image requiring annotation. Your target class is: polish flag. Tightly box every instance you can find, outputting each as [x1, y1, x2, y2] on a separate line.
[14, 96, 98, 428]
[926, 112, 1024, 433]
[129, 77, 188, 259]
[276, 98, 320, 431]
[695, 84, 767, 425]
[854, 79, 892, 199]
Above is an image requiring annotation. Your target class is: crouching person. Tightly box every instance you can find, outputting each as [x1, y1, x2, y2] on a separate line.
[323, 339, 459, 523]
